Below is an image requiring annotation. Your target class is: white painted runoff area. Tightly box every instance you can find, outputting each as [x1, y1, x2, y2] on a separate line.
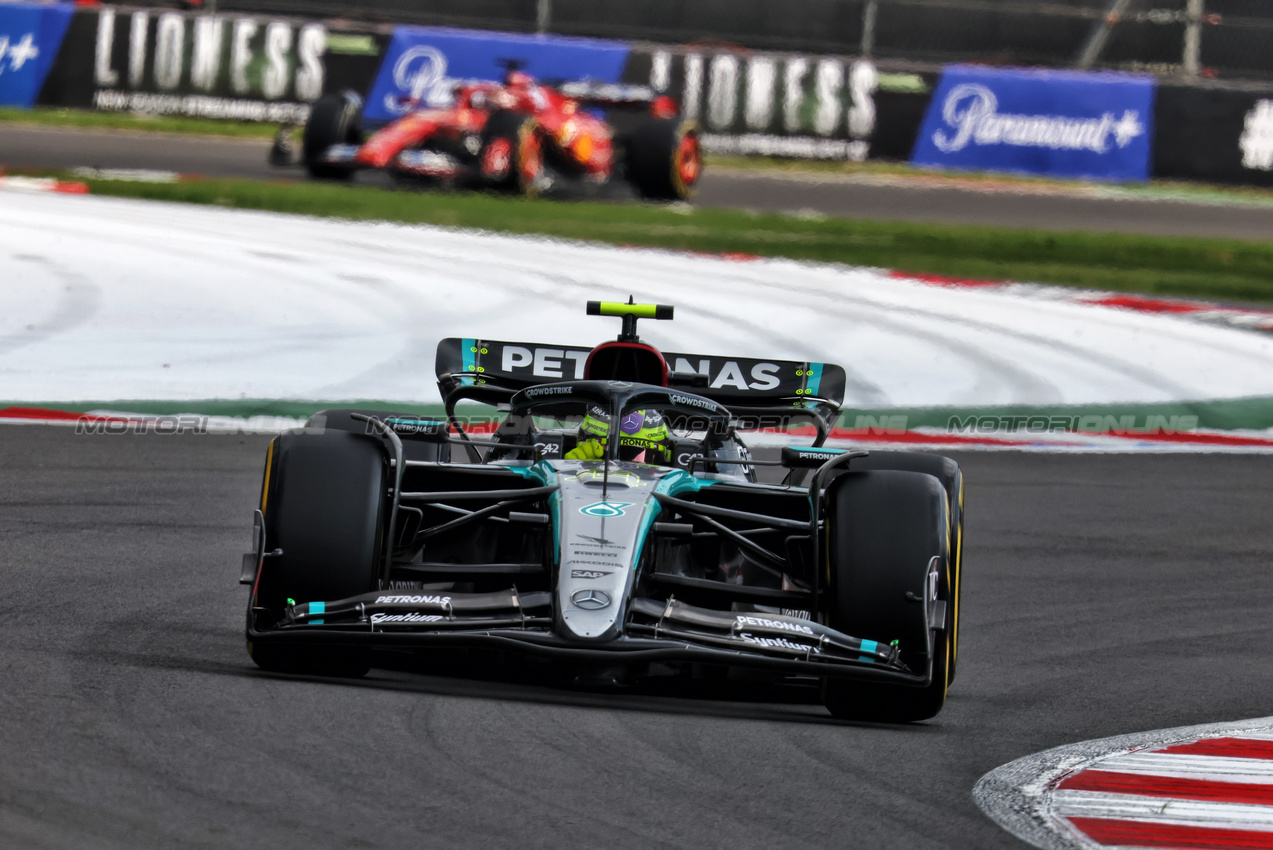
[2, 191, 1271, 407]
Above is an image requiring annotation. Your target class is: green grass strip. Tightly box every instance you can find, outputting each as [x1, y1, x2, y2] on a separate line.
[0, 107, 278, 138]
[76, 175, 1273, 303]
[712, 158, 1273, 209]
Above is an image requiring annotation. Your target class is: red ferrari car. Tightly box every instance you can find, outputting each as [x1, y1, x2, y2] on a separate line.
[286, 70, 702, 201]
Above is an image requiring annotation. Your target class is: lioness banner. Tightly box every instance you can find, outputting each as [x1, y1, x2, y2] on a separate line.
[36, 7, 387, 123]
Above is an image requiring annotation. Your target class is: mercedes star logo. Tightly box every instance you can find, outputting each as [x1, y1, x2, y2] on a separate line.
[570, 588, 612, 610]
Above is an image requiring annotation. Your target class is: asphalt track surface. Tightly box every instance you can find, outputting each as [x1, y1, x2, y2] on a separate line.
[4, 124, 1273, 240]
[2, 426, 1271, 848]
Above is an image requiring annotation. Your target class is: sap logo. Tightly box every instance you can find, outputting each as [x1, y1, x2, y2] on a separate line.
[671, 358, 780, 391]
[502, 346, 590, 379]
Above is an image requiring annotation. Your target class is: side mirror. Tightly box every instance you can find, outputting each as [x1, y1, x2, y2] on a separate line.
[670, 370, 709, 388]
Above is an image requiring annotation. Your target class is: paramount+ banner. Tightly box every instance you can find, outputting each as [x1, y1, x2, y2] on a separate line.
[362, 27, 630, 127]
[912, 66, 1156, 182]
[35, 7, 388, 123]
[0, 1, 74, 108]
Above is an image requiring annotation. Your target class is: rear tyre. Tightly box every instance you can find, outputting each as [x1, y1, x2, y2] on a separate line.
[845, 452, 964, 685]
[248, 430, 384, 676]
[822, 470, 950, 723]
[625, 118, 701, 201]
[479, 110, 543, 197]
[302, 91, 362, 180]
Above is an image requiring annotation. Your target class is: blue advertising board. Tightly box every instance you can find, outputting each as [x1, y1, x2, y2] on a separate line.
[0, 1, 72, 108]
[911, 66, 1156, 181]
[362, 26, 632, 126]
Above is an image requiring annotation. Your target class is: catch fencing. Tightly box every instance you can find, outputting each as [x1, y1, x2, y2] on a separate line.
[3, 1, 1272, 185]
[169, 0, 1273, 81]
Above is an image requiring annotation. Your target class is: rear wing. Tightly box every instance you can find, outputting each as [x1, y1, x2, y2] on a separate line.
[435, 337, 845, 415]
[556, 81, 660, 109]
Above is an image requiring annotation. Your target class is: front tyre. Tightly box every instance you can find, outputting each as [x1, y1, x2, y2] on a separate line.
[821, 470, 951, 723]
[845, 452, 964, 685]
[248, 429, 385, 676]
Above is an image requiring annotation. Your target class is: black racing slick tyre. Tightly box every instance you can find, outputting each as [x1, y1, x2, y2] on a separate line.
[625, 118, 701, 201]
[479, 110, 543, 197]
[822, 470, 951, 723]
[302, 91, 362, 180]
[248, 430, 385, 677]
[846, 452, 964, 685]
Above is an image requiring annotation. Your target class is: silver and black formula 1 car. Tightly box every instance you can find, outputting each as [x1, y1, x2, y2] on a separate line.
[240, 302, 964, 722]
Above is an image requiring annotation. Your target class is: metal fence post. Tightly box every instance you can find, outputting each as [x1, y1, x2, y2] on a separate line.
[860, 0, 878, 58]
[1183, 0, 1204, 76]
[1077, 0, 1133, 68]
[537, 0, 551, 34]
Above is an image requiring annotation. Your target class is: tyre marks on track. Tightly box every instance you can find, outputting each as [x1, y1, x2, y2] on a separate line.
[0, 253, 101, 357]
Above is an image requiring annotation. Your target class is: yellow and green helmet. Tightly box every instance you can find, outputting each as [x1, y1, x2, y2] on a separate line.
[579, 407, 671, 464]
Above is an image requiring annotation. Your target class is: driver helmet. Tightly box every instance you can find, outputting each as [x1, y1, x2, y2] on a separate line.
[579, 407, 671, 464]
[506, 71, 533, 88]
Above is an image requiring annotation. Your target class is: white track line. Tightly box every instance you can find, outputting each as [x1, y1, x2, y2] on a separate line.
[1088, 753, 1273, 780]
[1052, 790, 1273, 830]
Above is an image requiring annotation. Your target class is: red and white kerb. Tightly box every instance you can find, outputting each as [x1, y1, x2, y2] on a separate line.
[978, 723, 1273, 850]
[1050, 734, 1273, 849]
